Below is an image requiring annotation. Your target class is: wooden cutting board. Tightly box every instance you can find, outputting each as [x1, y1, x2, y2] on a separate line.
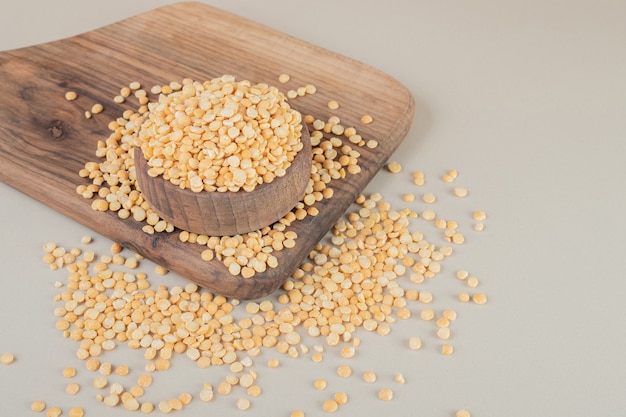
[0, 2, 414, 299]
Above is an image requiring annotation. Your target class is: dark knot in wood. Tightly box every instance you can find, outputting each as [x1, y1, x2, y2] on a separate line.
[48, 120, 65, 139]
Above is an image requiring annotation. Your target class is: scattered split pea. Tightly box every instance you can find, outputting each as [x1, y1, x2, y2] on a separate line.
[154, 265, 169, 275]
[31, 400, 46, 412]
[237, 397, 251, 410]
[408, 337, 422, 350]
[247, 385, 262, 397]
[0, 352, 15, 365]
[362, 370, 377, 383]
[453, 187, 468, 198]
[65, 382, 80, 395]
[472, 293, 488, 305]
[314, 379, 328, 390]
[337, 365, 352, 378]
[420, 308, 435, 321]
[419, 291, 433, 303]
[47, 407, 62, 417]
[473, 210, 487, 221]
[436, 327, 451, 340]
[141, 402, 155, 413]
[412, 171, 425, 185]
[366, 139, 379, 149]
[334, 392, 348, 405]
[441, 344, 454, 356]
[443, 310, 458, 321]
[386, 161, 402, 173]
[68, 407, 84, 417]
[378, 388, 394, 401]
[422, 209, 436, 221]
[327, 100, 339, 110]
[422, 193, 436, 204]
[322, 399, 339, 413]
[91, 103, 104, 114]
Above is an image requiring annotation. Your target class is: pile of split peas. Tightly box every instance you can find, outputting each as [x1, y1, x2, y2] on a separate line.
[74, 75, 368, 278]
[16, 74, 487, 416]
[135, 75, 305, 193]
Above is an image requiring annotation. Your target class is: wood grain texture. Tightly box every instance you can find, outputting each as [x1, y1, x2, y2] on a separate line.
[0, 2, 414, 299]
[134, 124, 312, 236]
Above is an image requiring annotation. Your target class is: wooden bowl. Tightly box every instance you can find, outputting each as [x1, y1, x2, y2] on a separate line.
[134, 124, 312, 236]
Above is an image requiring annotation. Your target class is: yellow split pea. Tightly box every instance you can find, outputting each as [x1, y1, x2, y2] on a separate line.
[65, 382, 80, 395]
[314, 379, 328, 390]
[422, 193, 436, 204]
[322, 399, 339, 412]
[378, 388, 394, 401]
[360, 114, 373, 124]
[453, 187, 468, 198]
[473, 210, 487, 221]
[412, 171, 425, 185]
[47, 407, 62, 417]
[386, 161, 402, 173]
[31, 400, 46, 412]
[337, 365, 352, 377]
[472, 293, 488, 304]
[362, 371, 377, 383]
[408, 336, 422, 350]
[0, 353, 15, 364]
[237, 397, 251, 410]
[334, 392, 348, 405]
[68, 407, 84, 417]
